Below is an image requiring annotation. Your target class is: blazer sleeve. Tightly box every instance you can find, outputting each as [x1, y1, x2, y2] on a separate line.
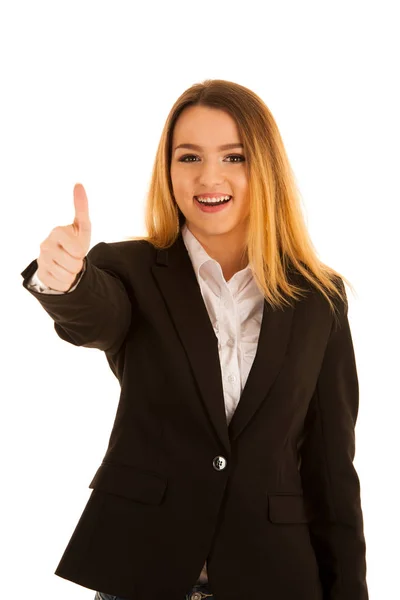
[20, 241, 133, 355]
[299, 280, 369, 600]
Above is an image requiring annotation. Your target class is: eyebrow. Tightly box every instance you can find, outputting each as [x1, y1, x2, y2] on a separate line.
[174, 143, 244, 152]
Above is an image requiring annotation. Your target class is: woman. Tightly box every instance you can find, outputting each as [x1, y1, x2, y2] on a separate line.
[21, 79, 369, 600]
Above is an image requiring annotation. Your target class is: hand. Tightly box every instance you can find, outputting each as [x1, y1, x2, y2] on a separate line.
[36, 183, 92, 292]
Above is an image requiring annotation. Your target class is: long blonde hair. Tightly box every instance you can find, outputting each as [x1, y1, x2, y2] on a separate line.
[124, 79, 354, 323]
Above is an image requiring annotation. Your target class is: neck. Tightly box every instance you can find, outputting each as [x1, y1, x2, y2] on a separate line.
[185, 223, 249, 281]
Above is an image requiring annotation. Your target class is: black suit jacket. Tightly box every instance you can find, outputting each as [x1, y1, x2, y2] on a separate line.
[21, 230, 369, 600]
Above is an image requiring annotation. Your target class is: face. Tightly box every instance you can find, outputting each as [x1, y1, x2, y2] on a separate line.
[170, 105, 250, 246]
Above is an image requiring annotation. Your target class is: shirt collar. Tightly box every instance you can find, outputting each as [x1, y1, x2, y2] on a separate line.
[181, 223, 251, 283]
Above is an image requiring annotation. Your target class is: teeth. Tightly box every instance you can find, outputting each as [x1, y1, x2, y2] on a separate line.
[195, 195, 231, 204]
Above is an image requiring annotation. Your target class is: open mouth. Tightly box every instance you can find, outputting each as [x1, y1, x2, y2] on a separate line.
[193, 195, 232, 207]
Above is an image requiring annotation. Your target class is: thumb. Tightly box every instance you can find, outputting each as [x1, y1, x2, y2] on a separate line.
[73, 183, 91, 236]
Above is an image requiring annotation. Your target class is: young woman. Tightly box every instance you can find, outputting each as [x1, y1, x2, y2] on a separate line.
[21, 79, 369, 600]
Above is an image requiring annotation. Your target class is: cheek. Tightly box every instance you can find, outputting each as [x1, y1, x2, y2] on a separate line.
[175, 181, 194, 199]
[171, 166, 191, 189]
[238, 171, 249, 188]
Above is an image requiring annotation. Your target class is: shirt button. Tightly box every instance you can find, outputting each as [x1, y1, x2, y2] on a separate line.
[227, 338, 234, 347]
[218, 342, 222, 350]
[214, 324, 219, 333]
[224, 300, 230, 308]
[227, 374, 236, 383]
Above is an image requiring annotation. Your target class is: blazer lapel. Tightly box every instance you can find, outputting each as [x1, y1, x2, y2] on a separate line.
[151, 230, 295, 456]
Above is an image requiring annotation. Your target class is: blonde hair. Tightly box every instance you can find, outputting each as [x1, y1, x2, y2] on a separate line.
[124, 79, 355, 324]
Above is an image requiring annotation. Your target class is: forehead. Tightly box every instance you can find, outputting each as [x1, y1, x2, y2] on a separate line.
[172, 105, 241, 146]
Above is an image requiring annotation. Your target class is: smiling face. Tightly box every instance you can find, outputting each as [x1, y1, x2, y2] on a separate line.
[170, 105, 250, 246]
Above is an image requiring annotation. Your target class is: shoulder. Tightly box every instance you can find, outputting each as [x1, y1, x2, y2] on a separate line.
[105, 239, 156, 265]
[288, 262, 347, 323]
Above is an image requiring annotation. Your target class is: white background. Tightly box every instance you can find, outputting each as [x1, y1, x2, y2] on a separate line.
[3, 0, 398, 598]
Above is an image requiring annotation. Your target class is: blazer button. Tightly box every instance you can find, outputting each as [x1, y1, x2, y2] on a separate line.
[213, 456, 227, 470]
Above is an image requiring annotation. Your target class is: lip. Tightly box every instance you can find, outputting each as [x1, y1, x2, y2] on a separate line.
[194, 193, 232, 198]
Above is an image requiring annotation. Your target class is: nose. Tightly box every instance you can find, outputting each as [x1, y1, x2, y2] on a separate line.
[197, 158, 226, 188]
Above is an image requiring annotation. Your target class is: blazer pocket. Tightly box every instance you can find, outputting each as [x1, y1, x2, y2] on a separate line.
[267, 493, 310, 524]
[88, 461, 168, 505]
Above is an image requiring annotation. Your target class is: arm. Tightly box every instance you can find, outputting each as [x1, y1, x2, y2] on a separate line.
[299, 282, 369, 599]
[21, 241, 133, 355]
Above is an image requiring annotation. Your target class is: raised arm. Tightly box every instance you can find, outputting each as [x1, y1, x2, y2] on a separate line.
[21, 184, 132, 355]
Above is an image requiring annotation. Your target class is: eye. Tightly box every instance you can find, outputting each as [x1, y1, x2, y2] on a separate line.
[178, 154, 245, 163]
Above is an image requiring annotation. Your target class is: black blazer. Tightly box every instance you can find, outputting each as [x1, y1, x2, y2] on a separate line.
[21, 230, 369, 600]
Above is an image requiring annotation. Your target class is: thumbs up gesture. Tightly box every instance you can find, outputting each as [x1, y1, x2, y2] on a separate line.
[36, 184, 92, 292]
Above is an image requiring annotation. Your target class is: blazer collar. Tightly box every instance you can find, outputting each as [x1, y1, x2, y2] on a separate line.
[151, 229, 296, 456]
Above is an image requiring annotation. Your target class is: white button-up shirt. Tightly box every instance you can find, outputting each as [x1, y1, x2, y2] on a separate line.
[181, 223, 265, 426]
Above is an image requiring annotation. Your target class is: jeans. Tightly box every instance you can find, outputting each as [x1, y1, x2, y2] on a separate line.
[94, 581, 214, 599]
